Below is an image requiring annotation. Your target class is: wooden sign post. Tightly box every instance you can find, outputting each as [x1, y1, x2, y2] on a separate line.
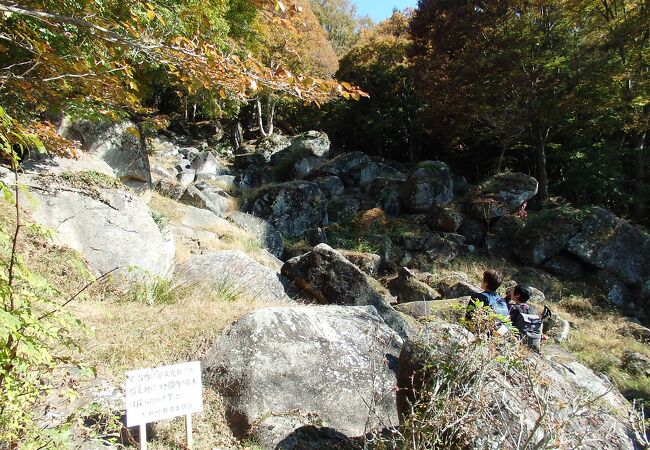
[125, 361, 203, 449]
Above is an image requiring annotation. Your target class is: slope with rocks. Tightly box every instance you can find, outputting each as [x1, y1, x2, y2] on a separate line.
[5, 121, 650, 449]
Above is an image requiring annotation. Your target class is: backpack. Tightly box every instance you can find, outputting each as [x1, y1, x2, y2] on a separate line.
[483, 292, 509, 319]
[466, 292, 509, 321]
[511, 304, 543, 352]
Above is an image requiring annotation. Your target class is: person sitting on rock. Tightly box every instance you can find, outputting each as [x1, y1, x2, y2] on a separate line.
[466, 269, 510, 327]
[506, 285, 532, 316]
[506, 284, 544, 351]
[479, 269, 509, 318]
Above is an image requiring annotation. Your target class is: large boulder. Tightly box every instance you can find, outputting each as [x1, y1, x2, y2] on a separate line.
[191, 151, 227, 181]
[269, 133, 330, 180]
[313, 176, 344, 200]
[397, 320, 639, 450]
[436, 273, 481, 299]
[541, 255, 589, 280]
[327, 196, 361, 223]
[513, 207, 583, 266]
[313, 151, 378, 188]
[180, 181, 234, 217]
[226, 211, 285, 259]
[485, 215, 525, 259]
[388, 267, 442, 304]
[58, 117, 152, 195]
[255, 134, 292, 161]
[26, 175, 174, 278]
[203, 305, 403, 448]
[250, 181, 327, 238]
[281, 244, 412, 338]
[337, 250, 382, 277]
[237, 165, 273, 190]
[567, 207, 650, 288]
[175, 251, 292, 304]
[400, 161, 454, 213]
[288, 131, 331, 158]
[427, 205, 463, 233]
[467, 172, 538, 220]
[457, 215, 487, 247]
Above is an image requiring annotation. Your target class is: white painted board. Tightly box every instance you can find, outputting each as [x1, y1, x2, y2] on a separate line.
[125, 361, 203, 427]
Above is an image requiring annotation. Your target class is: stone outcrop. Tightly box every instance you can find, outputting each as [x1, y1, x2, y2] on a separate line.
[400, 162, 454, 213]
[26, 175, 174, 278]
[204, 305, 402, 448]
[226, 211, 285, 259]
[281, 244, 412, 338]
[175, 251, 292, 304]
[58, 117, 152, 196]
[467, 172, 538, 220]
[313, 151, 378, 188]
[388, 267, 442, 304]
[180, 181, 234, 217]
[567, 207, 650, 288]
[250, 181, 327, 238]
[397, 320, 639, 450]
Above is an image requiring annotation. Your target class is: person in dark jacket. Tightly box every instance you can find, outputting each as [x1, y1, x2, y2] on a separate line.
[506, 285, 532, 320]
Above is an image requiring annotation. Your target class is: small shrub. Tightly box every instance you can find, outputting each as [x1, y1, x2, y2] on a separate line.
[150, 209, 167, 231]
[57, 170, 122, 190]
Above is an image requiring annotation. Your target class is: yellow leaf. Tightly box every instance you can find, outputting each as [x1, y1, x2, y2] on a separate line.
[146, 10, 156, 20]
[219, 88, 227, 99]
[341, 81, 353, 91]
[128, 81, 139, 91]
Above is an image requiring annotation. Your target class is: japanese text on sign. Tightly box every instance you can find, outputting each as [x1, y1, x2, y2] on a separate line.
[125, 361, 203, 427]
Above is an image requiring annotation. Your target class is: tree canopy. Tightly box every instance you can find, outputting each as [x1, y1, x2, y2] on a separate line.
[0, 0, 366, 153]
[292, 0, 648, 223]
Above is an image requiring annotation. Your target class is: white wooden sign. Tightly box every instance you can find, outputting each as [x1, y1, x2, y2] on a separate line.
[125, 361, 203, 449]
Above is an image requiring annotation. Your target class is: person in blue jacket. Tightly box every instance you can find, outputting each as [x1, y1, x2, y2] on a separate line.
[466, 269, 510, 323]
[479, 269, 509, 318]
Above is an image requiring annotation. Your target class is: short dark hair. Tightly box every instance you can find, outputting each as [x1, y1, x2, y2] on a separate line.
[483, 269, 502, 292]
[514, 285, 531, 303]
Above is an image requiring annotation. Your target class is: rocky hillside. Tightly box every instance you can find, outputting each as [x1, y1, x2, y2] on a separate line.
[5, 117, 650, 449]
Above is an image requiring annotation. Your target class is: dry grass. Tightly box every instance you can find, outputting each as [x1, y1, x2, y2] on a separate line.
[149, 192, 279, 269]
[149, 192, 185, 224]
[69, 291, 267, 381]
[555, 296, 650, 403]
[148, 388, 261, 450]
[1, 194, 284, 448]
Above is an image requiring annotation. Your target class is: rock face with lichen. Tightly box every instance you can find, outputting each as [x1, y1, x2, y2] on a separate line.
[467, 172, 538, 220]
[400, 161, 454, 213]
[281, 244, 412, 339]
[24, 173, 174, 279]
[249, 181, 327, 238]
[567, 207, 650, 288]
[397, 320, 640, 450]
[58, 117, 152, 195]
[203, 305, 403, 449]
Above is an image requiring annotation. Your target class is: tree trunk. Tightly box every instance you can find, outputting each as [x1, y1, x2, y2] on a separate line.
[496, 138, 512, 174]
[256, 97, 268, 137]
[230, 122, 242, 149]
[633, 129, 647, 219]
[266, 98, 276, 136]
[256, 96, 276, 137]
[534, 127, 549, 202]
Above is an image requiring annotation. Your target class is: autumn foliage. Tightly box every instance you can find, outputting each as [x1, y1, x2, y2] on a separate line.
[0, 0, 366, 152]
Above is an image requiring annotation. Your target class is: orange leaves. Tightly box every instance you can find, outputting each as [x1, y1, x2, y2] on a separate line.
[0, 0, 367, 149]
[27, 121, 80, 158]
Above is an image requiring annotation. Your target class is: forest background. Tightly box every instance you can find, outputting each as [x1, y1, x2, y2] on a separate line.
[0, 0, 648, 224]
